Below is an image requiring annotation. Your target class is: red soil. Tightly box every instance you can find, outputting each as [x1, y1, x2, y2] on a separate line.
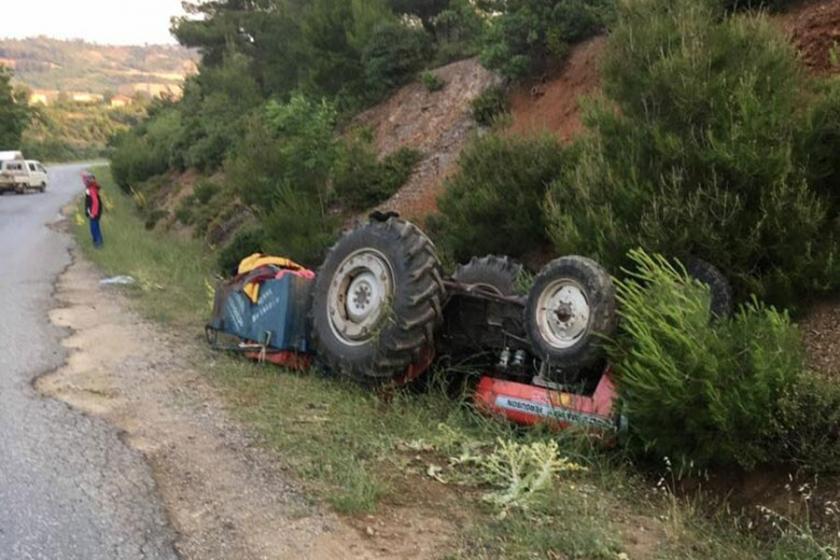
[781, 0, 840, 74]
[507, 36, 605, 143]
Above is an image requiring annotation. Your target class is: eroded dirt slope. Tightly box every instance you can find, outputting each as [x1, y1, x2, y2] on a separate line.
[507, 36, 605, 142]
[782, 0, 840, 73]
[353, 58, 501, 221]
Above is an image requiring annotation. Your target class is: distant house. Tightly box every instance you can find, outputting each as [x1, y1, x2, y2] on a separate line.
[70, 92, 104, 104]
[28, 90, 59, 106]
[109, 94, 132, 108]
[120, 82, 183, 100]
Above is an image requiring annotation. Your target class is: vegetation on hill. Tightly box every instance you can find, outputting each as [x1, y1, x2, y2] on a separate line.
[544, 0, 840, 308]
[112, 0, 492, 264]
[0, 37, 196, 95]
[0, 36, 191, 161]
[0, 65, 30, 148]
[22, 100, 146, 161]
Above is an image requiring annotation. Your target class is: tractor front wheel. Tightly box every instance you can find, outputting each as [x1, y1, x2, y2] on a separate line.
[525, 256, 617, 382]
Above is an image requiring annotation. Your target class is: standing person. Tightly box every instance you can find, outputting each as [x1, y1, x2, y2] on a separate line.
[83, 172, 104, 248]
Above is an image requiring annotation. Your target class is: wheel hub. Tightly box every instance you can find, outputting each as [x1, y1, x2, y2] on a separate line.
[327, 250, 394, 346]
[536, 279, 591, 349]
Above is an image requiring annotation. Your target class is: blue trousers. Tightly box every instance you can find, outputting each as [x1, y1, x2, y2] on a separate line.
[89, 218, 103, 247]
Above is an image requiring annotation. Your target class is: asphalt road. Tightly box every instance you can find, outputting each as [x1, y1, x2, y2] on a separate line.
[0, 164, 178, 559]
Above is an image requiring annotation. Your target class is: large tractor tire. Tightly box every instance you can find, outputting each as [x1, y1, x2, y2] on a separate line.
[310, 217, 445, 385]
[684, 257, 733, 319]
[452, 255, 525, 296]
[525, 256, 617, 381]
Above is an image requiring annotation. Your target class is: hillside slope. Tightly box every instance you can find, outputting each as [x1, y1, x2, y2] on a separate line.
[0, 37, 196, 95]
[365, 0, 840, 222]
[353, 58, 500, 222]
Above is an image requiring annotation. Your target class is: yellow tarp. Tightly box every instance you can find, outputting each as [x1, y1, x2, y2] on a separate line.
[238, 253, 306, 303]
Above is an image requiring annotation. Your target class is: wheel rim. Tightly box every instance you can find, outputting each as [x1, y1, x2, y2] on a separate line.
[535, 278, 591, 349]
[327, 249, 395, 346]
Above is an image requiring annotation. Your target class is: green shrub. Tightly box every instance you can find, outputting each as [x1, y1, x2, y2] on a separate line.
[175, 51, 263, 172]
[227, 96, 339, 215]
[421, 71, 446, 92]
[111, 107, 183, 192]
[430, 0, 488, 65]
[777, 373, 840, 472]
[331, 130, 421, 211]
[545, 0, 840, 307]
[175, 199, 195, 225]
[480, 0, 614, 80]
[799, 77, 840, 217]
[609, 250, 805, 470]
[430, 133, 565, 261]
[194, 180, 220, 205]
[471, 86, 509, 127]
[363, 22, 433, 98]
[262, 186, 338, 267]
[144, 209, 169, 231]
[217, 227, 265, 275]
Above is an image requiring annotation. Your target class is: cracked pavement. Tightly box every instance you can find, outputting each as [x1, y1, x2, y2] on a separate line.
[0, 163, 178, 560]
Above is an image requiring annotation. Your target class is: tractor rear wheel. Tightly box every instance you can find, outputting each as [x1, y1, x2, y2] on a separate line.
[310, 217, 445, 385]
[525, 256, 617, 381]
[452, 255, 525, 296]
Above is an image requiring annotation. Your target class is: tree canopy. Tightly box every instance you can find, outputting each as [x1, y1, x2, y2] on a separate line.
[0, 66, 31, 148]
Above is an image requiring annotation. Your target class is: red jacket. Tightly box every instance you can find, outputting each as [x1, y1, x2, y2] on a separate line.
[83, 177, 103, 220]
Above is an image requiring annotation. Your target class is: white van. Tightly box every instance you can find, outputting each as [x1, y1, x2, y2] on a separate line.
[0, 151, 48, 194]
[25, 160, 49, 191]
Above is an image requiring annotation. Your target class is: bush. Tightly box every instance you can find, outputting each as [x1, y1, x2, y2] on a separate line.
[176, 51, 263, 172]
[777, 373, 840, 472]
[262, 186, 338, 267]
[217, 227, 265, 275]
[227, 95, 339, 215]
[471, 86, 509, 127]
[175, 199, 195, 225]
[421, 71, 446, 92]
[545, 0, 840, 307]
[144, 209, 169, 231]
[194, 180, 220, 204]
[480, 0, 614, 80]
[363, 22, 433, 98]
[430, 0, 488, 65]
[333, 133, 421, 211]
[609, 250, 805, 470]
[430, 133, 565, 261]
[111, 108, 183, 192]
[799, 77, 840, 217]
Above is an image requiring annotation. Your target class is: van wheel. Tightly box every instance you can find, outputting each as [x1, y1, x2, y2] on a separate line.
[39, 183, 46, 193]
[14, 185, 25, 195]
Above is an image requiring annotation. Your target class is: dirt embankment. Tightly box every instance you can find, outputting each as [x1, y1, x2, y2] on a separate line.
[782, 0, 840, 73]
[353, 58, 501, 221]
[37, 248, 457, 560]
[507, 36, 605, 142]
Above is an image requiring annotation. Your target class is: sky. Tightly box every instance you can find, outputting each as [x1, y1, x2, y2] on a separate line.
[2, 0, 187, 45]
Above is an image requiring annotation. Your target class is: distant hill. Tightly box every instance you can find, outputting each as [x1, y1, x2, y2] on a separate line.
[0, 37, 197, 96]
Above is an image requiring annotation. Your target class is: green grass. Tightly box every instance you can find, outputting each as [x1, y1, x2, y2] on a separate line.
[72, 166, 829, 559]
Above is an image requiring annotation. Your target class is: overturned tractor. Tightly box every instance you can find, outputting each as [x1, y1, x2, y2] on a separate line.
[207, 214, 726, 432]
